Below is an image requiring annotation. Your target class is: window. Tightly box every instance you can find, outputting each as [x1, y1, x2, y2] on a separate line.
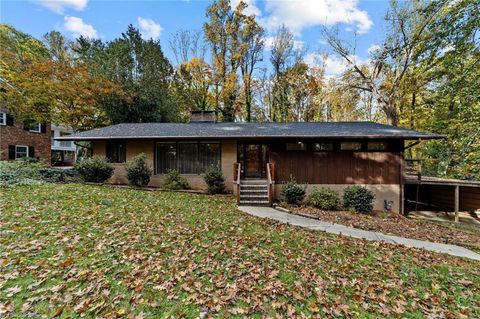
[286, 142, 306, 151]
[368, 141, 389, 151]
[156, 142, 176, 173]
[15, 145, 28, 159]
[340, 142, 362, 151]
[313, 142, 334, 151]
[156, 141, 221, 174]
[178, 142, 198, 174]
[0, 112, 6, 125]
[25, 122, 41, 133]
[106, 140, 126, 163]
[199, 142, 221, 171]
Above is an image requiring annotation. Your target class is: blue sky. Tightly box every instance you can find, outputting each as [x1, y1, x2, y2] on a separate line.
[1, 0, 391, 76]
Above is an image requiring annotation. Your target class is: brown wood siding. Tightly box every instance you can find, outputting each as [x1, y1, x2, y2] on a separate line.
[405, 184, 480, 211]
[270, 151, 401, 184]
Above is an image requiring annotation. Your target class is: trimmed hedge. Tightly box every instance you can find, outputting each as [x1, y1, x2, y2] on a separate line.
[343, 185, 375, 213]
[162, 169, 189, 190]
[203, 165, 225, 194]
[281, 177, 306, 205]
[125, 153, 153, 187]
[74, 156, 114, 183]
[307, 187, 341, 210]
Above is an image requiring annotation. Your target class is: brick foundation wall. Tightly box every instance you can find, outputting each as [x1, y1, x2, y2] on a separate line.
[0, 110, 52, 163]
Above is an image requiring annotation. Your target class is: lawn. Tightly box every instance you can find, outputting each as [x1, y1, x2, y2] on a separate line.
[0, 184, 479, 318]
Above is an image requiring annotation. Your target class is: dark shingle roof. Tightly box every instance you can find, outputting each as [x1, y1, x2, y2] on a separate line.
[57, 122, 445, 141]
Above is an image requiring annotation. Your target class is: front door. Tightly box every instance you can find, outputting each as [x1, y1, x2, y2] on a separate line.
[244, 144, 263, 178]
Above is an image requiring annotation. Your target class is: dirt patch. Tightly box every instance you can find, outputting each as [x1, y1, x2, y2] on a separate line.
[287, 206, 480, 252]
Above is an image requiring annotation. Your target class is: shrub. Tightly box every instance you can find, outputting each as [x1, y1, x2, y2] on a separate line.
[281, 177, 306, 205]
[74, 156, 114, 183]
[162, 169, 189, 190]
[38, 168, 80, 183]
[0, 159, 80, 186]
[308, 187, 341, 210]
[343, 185, 375, 213]
[125, 153, 153, 187]
[203, 165, 225, 194]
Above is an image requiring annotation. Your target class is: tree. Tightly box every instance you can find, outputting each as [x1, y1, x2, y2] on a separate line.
[238, 9, 264, 122]
[204, 0, 247, 121]
[0, 24, 118, 129]
[169, 29, 207, 65]
[74, 25, 179, 123]
[323, 0, 444, 126]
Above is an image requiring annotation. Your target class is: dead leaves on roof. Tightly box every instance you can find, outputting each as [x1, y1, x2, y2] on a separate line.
[0, 184, 479, 318]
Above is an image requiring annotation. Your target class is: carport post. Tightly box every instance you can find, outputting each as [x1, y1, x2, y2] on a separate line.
[454, 185, 459, 223]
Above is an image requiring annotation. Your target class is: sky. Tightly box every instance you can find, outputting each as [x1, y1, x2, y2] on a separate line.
[1, 0, 392, 76]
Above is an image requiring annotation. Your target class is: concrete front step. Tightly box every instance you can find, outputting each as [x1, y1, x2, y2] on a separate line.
[239, 200, 270, 206]
[240, 195, 269, 199]
[240, 184, 268, 189]
[241, 179, 268, 184]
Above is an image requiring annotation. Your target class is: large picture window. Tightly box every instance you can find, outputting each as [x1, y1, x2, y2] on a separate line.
[156, 141, 220, 174]
[106, 140, 126, 163]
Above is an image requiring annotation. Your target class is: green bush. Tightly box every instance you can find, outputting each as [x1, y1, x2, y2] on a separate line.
[343, 185, 375, 213]
[308, 187, 341, 210]
[162, 169, 189, 190]
[38, 168, 80, 183]
[125, 153, 153, 187]
[281, 177, 306, 205]
[0, 159, 80, 186]
[203, 165, 225, 194]
[74, 156, 114, 183]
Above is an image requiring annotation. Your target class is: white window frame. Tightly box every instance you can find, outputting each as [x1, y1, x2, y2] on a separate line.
[29, 123, 42, 133]
[15, 145, 29, 159]
[0, 112, 6, 125]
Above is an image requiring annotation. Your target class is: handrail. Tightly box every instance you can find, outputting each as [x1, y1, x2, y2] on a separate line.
[233, 162, 241, 204]
[266, 163, 275, 206]
[405, 159, 422, 180]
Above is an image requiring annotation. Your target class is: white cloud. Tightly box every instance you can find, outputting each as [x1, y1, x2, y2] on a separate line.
[367, 44, 381, 54]
[262, 0, 373, 34]
[263, 36, 304, 51]
[305, 52, 366, 77]
[37, 0, 88, 14]
[231, 0, 261, 16]
[137, 17, 163, 40]
[63, 16, 98, 38]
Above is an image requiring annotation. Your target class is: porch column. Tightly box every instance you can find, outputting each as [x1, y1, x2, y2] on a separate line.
[454, 185, 459, 223]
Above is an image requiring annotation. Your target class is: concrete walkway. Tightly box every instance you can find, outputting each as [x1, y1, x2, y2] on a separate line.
[238, 206, 480, 261]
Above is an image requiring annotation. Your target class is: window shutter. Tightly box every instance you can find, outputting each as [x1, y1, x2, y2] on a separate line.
[23, 120, 29, 130]
[41, 123, 47, 133]
[8, 145, 15, 160]
[6, 114, 14, 126]
[28, 146, 35, 158]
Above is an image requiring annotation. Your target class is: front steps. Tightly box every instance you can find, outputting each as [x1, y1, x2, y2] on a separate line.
[239, 179, 270, 206]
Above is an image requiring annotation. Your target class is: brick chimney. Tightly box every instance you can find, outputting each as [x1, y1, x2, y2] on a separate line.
[190, 110, 216, 123]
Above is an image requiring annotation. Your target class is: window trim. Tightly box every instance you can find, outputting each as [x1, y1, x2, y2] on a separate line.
[0, 112, 6, 126]
[155, 141, 221, 175]
[15, 145, 29, 159]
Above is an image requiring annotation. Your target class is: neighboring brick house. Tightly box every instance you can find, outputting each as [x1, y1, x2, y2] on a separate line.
[0, 109, 51, 163]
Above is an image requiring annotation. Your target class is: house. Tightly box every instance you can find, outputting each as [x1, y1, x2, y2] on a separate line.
[0, 108, 51, 162]
[57, 111, 444, 212]
[51, 124, 76, 166]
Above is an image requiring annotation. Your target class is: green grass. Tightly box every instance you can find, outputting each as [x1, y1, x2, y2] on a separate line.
[0, 184, 479, 318]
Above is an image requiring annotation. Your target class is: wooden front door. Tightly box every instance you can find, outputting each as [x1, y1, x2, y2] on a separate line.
[244, 144, 263, 178]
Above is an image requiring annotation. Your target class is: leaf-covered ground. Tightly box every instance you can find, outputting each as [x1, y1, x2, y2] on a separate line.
[0, 184, 479, 318]
[288, 206, 480, 253]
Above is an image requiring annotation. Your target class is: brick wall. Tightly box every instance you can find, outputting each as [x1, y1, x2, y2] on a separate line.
[0, 110, 52, 163]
